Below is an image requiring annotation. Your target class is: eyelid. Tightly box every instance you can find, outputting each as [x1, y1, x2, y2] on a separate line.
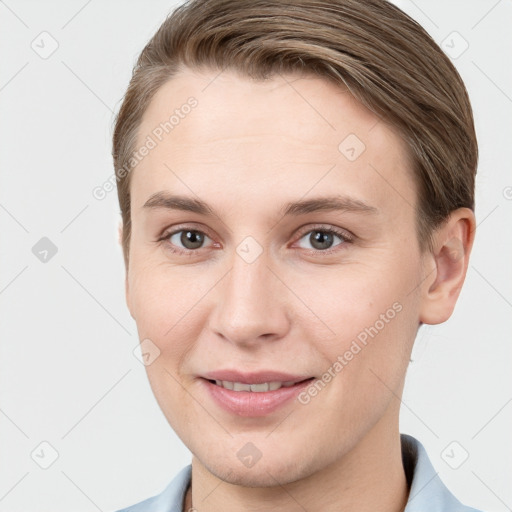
[159, 223, 214, 241]
[293, 223, 355, 244]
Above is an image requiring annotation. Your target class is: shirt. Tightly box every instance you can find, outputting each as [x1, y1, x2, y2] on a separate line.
[114, 434, 484, 512]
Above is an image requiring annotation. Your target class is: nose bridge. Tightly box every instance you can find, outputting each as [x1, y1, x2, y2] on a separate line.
[210, 247, 289, 345]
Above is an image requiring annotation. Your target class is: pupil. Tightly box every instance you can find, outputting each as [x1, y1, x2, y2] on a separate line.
[311, 231, 333, 250]
[181, 230, 204, 249]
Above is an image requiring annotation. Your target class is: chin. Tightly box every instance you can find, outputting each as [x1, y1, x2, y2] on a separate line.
[208, 463, 300, 488]
[196, 444, 318, 488]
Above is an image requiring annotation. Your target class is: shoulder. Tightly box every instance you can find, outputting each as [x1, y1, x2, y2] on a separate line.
[402, 434, 486, 512]
[113, 465, 192, 512]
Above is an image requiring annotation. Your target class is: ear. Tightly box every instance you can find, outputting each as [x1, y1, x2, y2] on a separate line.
[118, 221, 135, 320]
[118, 220, 123, 247]
[419, 208, 476, 325]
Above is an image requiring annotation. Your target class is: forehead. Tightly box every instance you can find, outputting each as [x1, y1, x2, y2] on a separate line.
[131, 67, 416, 217]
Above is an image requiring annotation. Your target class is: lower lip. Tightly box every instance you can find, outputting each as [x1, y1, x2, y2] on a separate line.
[201, 378, 314, 417]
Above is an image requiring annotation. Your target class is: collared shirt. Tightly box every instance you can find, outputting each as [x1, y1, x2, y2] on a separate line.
[115, 434, 484, 512]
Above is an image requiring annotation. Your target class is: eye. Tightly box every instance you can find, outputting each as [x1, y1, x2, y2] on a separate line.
[295, 226, 352, 252]
[159, 227, 215, 254]
[157, 224, 352, 256]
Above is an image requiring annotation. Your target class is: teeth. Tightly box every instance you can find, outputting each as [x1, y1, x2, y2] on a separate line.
[212, 380, 297, 392]
[233, 382, 251, 391]
[250, 383, 269, 392]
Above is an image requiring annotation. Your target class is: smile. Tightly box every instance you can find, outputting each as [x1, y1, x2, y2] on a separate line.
[209, 379, 308, 392]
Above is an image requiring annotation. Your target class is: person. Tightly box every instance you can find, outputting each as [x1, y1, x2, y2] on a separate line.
[111, 0, 483, 510]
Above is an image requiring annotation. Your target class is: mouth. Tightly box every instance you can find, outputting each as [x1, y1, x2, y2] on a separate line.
[205, 378, 314, 392]
[199, 372, 316, 417]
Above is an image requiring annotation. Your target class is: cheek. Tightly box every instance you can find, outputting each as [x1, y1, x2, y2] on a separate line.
[289, 258, 416, 340]
[129, 259, 202, 333]
[129, 265, 203, 427]
[128, 260, 229, 389]
[291, 256, 420, 392]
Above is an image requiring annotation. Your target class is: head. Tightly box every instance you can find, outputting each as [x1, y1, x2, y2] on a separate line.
[112, 0, 477, 487]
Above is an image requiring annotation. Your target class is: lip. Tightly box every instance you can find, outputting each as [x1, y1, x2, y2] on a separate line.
[199, 370, 315, 417]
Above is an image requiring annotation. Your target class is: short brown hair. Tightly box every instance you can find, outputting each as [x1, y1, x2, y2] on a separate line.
[112, 0, 477, 269]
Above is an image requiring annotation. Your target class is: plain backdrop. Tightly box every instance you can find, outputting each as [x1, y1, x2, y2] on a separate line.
[0, 1, 511, 511]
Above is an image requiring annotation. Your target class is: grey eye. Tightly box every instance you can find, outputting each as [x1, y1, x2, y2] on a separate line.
[170, 230, 209, 250]
[297, 230, 344, 251]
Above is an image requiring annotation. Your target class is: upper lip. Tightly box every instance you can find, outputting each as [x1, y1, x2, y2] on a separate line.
[201, 370, 313, 384]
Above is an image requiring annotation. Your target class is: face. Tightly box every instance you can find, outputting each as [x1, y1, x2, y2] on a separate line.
[125, 67, 427, 486]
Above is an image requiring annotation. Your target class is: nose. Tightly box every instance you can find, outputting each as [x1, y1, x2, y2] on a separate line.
[208, 251, 291, 348]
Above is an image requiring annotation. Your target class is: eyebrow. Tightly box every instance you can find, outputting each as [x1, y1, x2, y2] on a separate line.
[142, 191, 378, 217]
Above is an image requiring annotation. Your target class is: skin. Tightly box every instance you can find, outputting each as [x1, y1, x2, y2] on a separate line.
[122, 67, 475, 512]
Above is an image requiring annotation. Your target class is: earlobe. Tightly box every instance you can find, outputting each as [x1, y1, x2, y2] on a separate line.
[419, 208, 476, 325]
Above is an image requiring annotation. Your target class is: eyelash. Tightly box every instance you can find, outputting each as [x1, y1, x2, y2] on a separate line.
[156, 224, 354, 257]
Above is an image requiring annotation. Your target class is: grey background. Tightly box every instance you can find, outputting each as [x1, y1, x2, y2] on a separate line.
[0, 1, 510, 511]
